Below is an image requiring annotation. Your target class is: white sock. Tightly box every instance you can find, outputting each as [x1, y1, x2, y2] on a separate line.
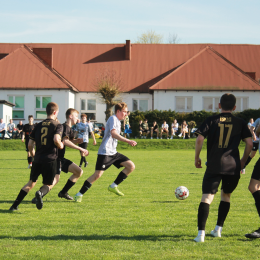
[198, 230, 205, 236]
[76, 192, 83, 196]
[173, 133, 175, 136]
[110, 182, 117, 188]
[215, 225, 222, 232]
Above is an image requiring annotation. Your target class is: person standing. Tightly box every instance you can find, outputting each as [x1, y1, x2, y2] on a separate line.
[74, 102, 137, 202]
[194, 93, 252, 242]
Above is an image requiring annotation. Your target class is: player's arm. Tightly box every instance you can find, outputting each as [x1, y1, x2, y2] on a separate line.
[255, 124, 260, 138]
[195, 134, 204, 168]
[90, 131, 97, 145]
[63, 138, 89, 156]
[54, 134, 64, 149]
[111, 129, 137, 147]
[28, 139, 35, 157]
[241, 137, 253, 169]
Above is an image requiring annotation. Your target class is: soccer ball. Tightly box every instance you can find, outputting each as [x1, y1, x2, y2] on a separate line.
[175, 186, 189, 200]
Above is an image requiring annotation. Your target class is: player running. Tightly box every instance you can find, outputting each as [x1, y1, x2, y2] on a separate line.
[74, 102, 137, 202]
[193, 93, 252, 242]
[22, 115, 35, 168]
[9, 102, 64, 211]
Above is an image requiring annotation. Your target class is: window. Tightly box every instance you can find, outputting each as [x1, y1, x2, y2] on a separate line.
[36, 96, 51, 119]
[87, 99, 96, 110]
[133, 99, 148, 111]
[8, 96, 24, 118]
[81, 100, 86, 110]
[175, 97, 192, 112]
[236, 97, 248, 112]
[81, 99, 97, 120]
[203, 97, 220, 112]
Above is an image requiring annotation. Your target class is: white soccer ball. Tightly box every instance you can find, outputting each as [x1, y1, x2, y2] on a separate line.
[175, 186, 189, 200]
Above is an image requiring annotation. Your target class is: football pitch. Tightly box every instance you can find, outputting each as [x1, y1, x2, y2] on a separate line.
[0, 149, 259, 259]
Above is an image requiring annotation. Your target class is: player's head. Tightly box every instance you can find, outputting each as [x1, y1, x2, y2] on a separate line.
[46, 102, 59, 118]
[0, 118, 3, 123]
[81, 113, 87, 123]
[153, 121, 157, 125]
[115, 102, 128, 120]
[144, 119, 148, 123]
[19, 120, 23, 125]
[249, 118, 254, 124]
[10, 119, 13, 123]
[174, 119, 177, 123]
[163, 120, 166, 124]
[28, 115, 34, 124]
[220, 93, 236, 111]
[183, 120, 187, 125]
[66, 108, 79, 125]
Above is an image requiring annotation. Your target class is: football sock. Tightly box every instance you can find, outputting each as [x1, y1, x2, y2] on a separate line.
[28, 157, 33, 164]
[39, 185, 50, 197]
[79, 180, 92, 195]
[198, 230, 205, 236]
[214, 225, 222, 232]
[114, 171, 128, 186]
[110, 182, 117, 188]
[60, 179, 75, 194]
[244, 156, 252, 168]
[216, 201, 230, 227]
[252, 190, 260, 217]
[79, 157, 84, 166]
[12, 189, 28, 208]
[197, 202, 210, 230]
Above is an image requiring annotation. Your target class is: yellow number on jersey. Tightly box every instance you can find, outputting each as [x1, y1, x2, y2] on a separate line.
[41, 127, 48, 145]
[218, 123, 233, 148]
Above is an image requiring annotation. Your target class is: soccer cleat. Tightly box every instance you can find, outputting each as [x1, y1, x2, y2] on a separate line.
[178, 133, 182, 137]
[241, 169, 245, 174]
[157, 137, 159, 139]
[160, 137, 162, 139]
[58, 192, 73, 200]
[245, 228, 260, 238]
[167, 137, 169, 139]
[210, 229, 221, 237]
[31, 197, 37, 204]
[84, 161, 88, 167]
[9, 206, 18, 211]
[108, 185, 124, 196]
[74, 194, 83, 202]
[35, 191, 43, 210]
[194, 235, 204, 242]
[27, 165, 30, 169]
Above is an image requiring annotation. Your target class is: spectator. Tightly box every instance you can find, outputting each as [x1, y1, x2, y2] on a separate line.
[179, 120, 189, 139]
[141, 119, 150, 139]
[150, 121, 159, 139]
[161, 120, 169, 139]
[124, 111, 131, 138]
[17, 120, 24, 138]
[139, 120, 143, 138]
[170, 119, 179, 139]
[7, 119, 16, 139]
[0, 118, 6, 140]
[248, 118, 254, 130]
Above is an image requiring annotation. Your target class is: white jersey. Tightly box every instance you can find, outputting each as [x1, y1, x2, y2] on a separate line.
[75, 122, 92, 142]
[161, 123, 169, 130]
[171, 123, 178, 131]
[98, 115, 120, 156]
[7, 123, 15, 131]
[252, 118, 260, 143]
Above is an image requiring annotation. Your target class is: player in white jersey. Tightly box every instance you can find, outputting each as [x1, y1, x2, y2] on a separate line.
[74, 102, 137, 202]
[75, 114, 96, 167]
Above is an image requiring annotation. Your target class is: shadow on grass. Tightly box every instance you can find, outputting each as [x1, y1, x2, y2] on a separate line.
[0, 159, 26, 160]
[0, 200, 33, 205]
[152, 201, 179, 203]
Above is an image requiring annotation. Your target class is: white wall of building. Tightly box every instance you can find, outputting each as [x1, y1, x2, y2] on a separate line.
[68, 91, 75, 109]
[0, 104, 13, 125]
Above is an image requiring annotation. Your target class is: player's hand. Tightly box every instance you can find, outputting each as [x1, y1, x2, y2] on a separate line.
[59, 142, 64, 149]
[77, 138, 83, 144]
[93, 140, 97, 145]
[81, 149, 89, 156]
[22, 139, 24, 142]
[195, 158, 202, 168]
[127, 140, 137, 147]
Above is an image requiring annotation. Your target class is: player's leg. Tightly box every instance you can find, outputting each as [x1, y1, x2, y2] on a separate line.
[242, 143, 258, 174]
[25, 139, 33, 168]
[155, 129, 159, 139]
[150, 127, 153, 139]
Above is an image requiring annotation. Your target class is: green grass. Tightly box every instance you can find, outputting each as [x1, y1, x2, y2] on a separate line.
[0, 149, 259, 259]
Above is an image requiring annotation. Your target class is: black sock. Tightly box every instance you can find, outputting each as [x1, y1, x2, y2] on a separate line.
[197, 202, 210, 230]
[216, 201, 230, 227]
[79, 180, 92, 195]
[28, 157, 33, 164]
[80, 157, 84, 166]
[60, 179, 75, 194]
[244, 156, 252, 168]
[114, 171, 128, 185]
[39, 185, 50, 197]
[12, 189, 28, 208]
[252, 190, 260, 217]
[84, 157, 87, 163]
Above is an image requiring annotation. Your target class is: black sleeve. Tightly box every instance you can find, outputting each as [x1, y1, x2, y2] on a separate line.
[55, 124, 63, 139]
[195, 118, 210, 138]
[29, 125, 36, 140]
[241, 121, 253, 140]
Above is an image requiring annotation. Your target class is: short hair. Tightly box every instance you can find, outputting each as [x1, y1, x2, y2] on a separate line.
[220, 93, 236, 111]
[28, 115, 33, 119]
[115, 102, 127, 114]
[66, 108, 79, 119]
[144, 119, 148, 122]
[81, 113, 87, 119]
[46, 102, 59, 116]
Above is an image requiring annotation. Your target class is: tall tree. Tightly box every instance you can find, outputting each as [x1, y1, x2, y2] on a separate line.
[136, 30, 164, 44]
[94, 67, 123, 121]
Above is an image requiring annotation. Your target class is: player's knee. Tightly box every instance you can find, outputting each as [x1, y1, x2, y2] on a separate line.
[127, 161, 135, 172]
[248, 183, 255, 194]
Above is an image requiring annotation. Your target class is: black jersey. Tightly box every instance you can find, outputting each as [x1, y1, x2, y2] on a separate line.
[29, 119, 63, 163]
[23, 124, 35, 139]
[195, 113, 251, 175]
[58, 123, 74, 159]
[17, 124, 24, 131]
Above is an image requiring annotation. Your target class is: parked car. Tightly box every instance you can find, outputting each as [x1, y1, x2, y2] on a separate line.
[93, 122, 105, 138]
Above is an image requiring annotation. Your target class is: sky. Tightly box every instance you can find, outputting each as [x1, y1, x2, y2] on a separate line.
[0, 0, 259, 44]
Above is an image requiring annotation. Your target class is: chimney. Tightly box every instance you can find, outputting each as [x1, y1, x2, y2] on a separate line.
[125, 40, 131, 60]
[33, 48, 53, 68]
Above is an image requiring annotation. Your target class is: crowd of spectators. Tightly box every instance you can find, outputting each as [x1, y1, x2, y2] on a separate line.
[0, 118, 24, 140]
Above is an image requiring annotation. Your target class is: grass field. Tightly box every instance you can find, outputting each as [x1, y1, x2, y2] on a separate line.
[1, 148, 260, 259]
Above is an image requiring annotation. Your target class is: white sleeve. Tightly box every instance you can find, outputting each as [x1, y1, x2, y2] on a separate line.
[109, 117, 117, 132]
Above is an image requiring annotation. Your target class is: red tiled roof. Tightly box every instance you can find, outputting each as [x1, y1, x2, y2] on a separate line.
[150, 46, 260, 91]
[0, 43, 260, 92]
[0, 45, 78, 92]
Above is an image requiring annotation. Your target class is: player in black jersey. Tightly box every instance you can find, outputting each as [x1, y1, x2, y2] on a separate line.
[9, 102, 64, 211]
[194, 93, 252, 242]
[22, 115, 35, 168]
[30, 108, 89, 202]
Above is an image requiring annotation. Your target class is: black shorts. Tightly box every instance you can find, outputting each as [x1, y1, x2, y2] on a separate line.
[25, 138, 30, 152]
[252, 142, 259, 151]
[162, 129, 168, 133]
[57, 158, 73, 174]
[251, 158, 260, 181]
[95, 152, 130, 171]
[30, 160, 57, 185]
[79, 142, 88, 150]
[202, 172, 240, 194]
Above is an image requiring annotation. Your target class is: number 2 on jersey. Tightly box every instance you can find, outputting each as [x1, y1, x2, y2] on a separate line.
[41, 127, 48, 145]
[218, 123, 233, 148]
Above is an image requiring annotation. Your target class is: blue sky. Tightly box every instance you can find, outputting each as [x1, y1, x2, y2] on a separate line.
[0, 0, 259, 44]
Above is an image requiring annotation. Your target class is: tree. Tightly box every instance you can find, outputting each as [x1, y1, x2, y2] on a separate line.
[168, 33, 180, 44]
[136, 30, 164, 44]
[94, 67, 123, 121]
